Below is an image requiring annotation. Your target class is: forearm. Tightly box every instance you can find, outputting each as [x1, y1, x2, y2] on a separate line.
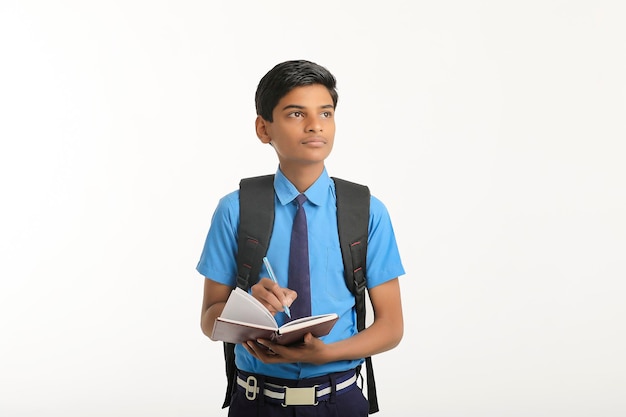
[317, 278, 404, 363]
[322, 316, 403, 363]
[200, 279, 233, 340]
[201, 301, 226, 340]
[248, 310, 403, 365]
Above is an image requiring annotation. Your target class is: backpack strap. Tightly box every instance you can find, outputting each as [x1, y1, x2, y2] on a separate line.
[333, 177, 379, 414]
[236, 175, 275, 289]
[222, 174, 275, 408]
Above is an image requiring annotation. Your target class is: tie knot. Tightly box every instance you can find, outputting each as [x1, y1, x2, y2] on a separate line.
[295, 194, 307, 206]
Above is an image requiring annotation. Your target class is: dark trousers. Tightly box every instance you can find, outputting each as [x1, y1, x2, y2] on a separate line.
[228, 369, 369, 417]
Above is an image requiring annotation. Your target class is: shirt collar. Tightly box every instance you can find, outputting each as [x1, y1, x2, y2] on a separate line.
[274, 166, 331, 207]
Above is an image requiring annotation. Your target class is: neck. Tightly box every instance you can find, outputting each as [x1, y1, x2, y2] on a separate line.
[279, 162, 324, 193]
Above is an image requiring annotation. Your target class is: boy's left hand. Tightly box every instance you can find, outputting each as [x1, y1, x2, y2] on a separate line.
[243, 333, 328, 365]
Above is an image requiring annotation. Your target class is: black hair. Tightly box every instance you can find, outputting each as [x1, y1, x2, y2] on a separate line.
[255, 60, 338, 122]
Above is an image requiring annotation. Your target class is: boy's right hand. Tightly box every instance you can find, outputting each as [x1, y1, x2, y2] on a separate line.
[250, 278, 297, 316]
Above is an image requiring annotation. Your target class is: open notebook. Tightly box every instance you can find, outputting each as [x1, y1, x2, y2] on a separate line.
[211, 287, 338, 346]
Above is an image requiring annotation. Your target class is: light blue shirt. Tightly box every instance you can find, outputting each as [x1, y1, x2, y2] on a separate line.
[197, 167, 405, 379]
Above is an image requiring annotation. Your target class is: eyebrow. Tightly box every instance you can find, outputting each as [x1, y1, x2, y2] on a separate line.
[281, 104, 335, 111]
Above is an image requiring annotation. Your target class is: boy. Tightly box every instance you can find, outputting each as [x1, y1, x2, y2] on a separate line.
[197, 60, 405, 416]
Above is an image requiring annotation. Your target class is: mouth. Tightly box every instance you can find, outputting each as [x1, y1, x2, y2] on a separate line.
[302, 136, 327, 145]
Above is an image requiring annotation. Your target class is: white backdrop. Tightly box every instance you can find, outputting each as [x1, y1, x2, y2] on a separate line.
[1, 1, 625, 416]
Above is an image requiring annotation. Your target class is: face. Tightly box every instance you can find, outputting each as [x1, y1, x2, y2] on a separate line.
[256, 84, 335, 171]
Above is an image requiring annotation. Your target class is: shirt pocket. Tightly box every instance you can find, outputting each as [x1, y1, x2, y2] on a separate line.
[321, 246, 353, 302]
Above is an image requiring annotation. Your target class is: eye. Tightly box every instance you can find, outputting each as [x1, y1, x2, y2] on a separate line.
[321, 111, 333, 118]
[289, 111, 304, 118]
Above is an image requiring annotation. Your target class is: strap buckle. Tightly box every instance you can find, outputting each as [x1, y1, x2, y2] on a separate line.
[244, 375, 258, 401]
[282, 385, 319, 407]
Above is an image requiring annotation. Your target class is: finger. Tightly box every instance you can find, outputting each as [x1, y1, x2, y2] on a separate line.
[243, 341, 259, 359]
[245, 340, 279, 363]
[258, 277, 286, 296]
[253, 279, 289, 313]
[281, 288, 297, 308]
[255, 339, 283, 357]
[259, 278, 295, 309]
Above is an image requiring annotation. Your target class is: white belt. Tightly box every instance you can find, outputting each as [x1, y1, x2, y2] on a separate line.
[236, 372, 358, 406]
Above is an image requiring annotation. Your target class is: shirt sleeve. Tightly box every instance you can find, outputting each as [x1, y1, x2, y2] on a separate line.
[196, 191, 240, 286]
[365, 195, 406, 288]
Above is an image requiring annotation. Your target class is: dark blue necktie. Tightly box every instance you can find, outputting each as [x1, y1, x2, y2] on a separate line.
[288, 194, 311, 319]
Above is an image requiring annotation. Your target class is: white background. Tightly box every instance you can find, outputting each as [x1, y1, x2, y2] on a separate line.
[1, 1, 625, 416]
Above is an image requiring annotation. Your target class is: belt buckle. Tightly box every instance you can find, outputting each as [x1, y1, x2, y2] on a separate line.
[282, 385, 319, 407]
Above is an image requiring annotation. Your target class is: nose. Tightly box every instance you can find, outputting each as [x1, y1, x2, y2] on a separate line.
[305, 117, 323, 133]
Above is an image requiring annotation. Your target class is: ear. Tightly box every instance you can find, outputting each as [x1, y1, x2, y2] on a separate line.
[255, 116, 272, 144]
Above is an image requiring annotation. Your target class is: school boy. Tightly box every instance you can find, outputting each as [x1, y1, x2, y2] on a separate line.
[197, 60, 405, 416]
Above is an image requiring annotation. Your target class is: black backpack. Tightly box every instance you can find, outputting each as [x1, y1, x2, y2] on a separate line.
[221, 174, 379, 414]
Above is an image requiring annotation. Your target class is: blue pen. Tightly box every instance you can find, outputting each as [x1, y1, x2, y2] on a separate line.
[262, 256, 291, 318]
